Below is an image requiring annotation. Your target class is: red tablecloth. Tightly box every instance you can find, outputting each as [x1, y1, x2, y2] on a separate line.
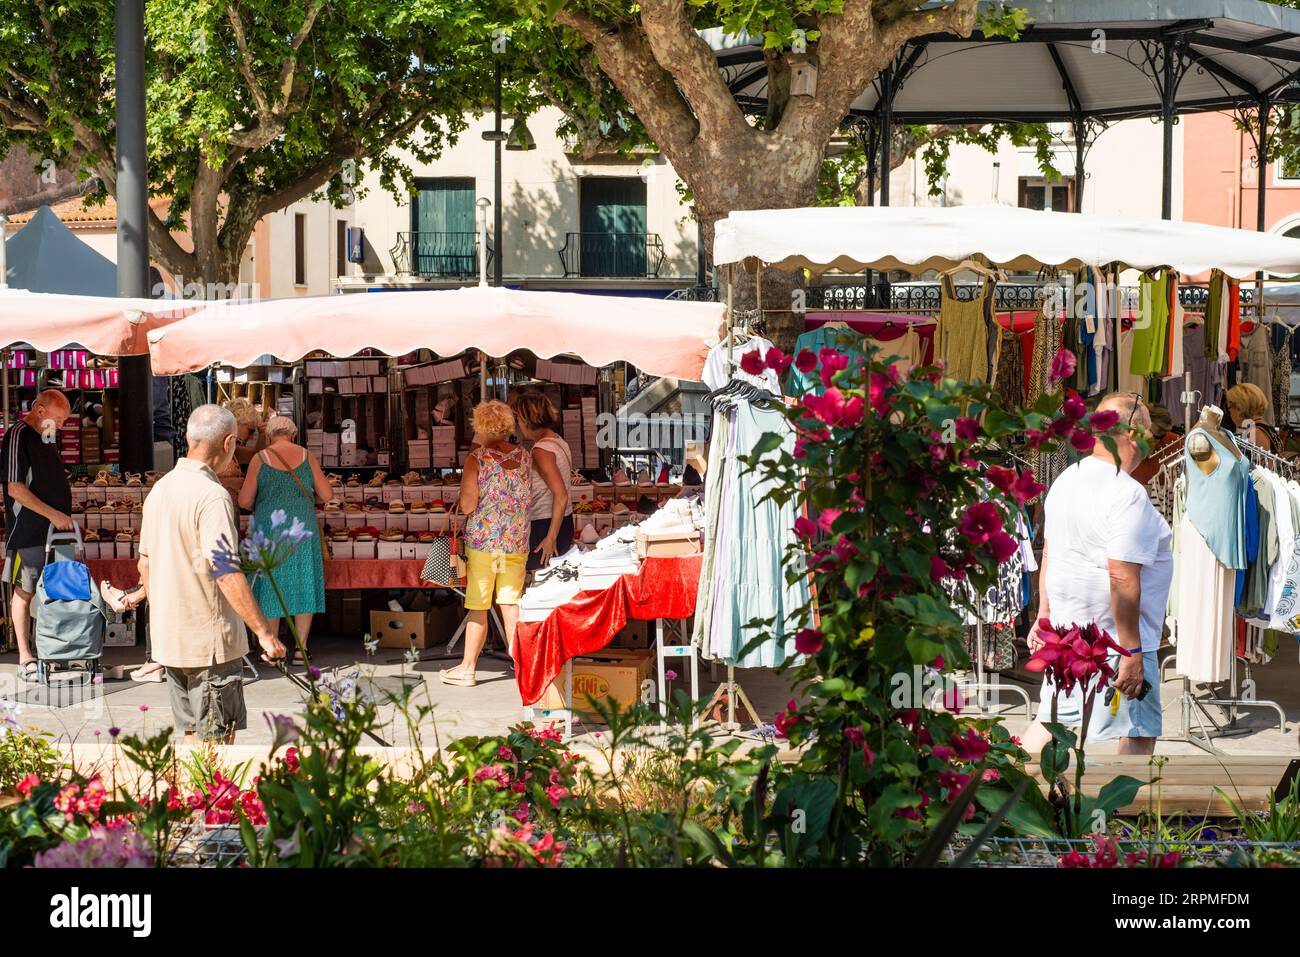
[512, 555, 702, 706]
[86, 559, 450, 592]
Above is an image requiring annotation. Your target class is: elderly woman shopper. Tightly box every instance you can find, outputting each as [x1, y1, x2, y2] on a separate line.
[510, 391, 574, 569]
[441, 400, 531, 687]
[238, 415, 331, 662]
[1227, 382, 1278, 453]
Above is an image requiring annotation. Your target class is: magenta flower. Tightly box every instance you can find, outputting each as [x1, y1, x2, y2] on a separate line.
[929, 554, 952, 582]
[1061, 393, 1087, 421]
[794, 628, 824, 655]
[794, 348, 818, 373]
[1089, 409, 1119, 431]
[793, 515, 817, 540]
[987, 530, 1019, 564]
[1012, 470, 1045, 504]
[950, 729, 992, 763]
[958, 501, 1004, 545]
[763, 346, 792, 376]
[1069, 429, 1096, 453]
[1049, 347, 1077, 382]
[954, 417, 981, 441]
[802, 387, 864, 429]
[818, 348, 849, 387]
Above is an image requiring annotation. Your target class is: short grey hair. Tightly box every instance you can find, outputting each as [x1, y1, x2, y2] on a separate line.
[187, 404, 237, 445]
[264, 414, 298, 441]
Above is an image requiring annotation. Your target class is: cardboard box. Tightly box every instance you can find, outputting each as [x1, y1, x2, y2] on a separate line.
[369, 608, 450, 649]
[540, 649, 654, 718]
[610, 619, 655, 650]
[104, 621, 137, 647]
[635, 529, 701, 558]
[376, 540, 404, 560]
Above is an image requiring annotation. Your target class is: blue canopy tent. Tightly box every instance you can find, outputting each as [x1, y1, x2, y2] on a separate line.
[3, 205, 116, 294]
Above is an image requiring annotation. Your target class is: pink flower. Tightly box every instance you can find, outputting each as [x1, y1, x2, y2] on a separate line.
[546, 785, 570, 806]
[817, 508, 842, 534]
[794, 628, 824, 655]
[869, 373, 892, 415]
[802, 387, 864, 429]
[954, 417, 981, 441]
[931, 746, 955, 763]
[513, 802, 531, 823]
[929, 554, 951, 582]
[498, 745, 515, 761]
[794, 516, 818, 540]
[739, 350, 766, 376]
[844, 725, 864, 745]
[818, 348, 849, 387]
[985, 465, 1016, 494]
[774, 699, 802, 739]
[16, 774, 40, 797]
[1049, 348, 1076, 382]
[794, 348, 818, 373]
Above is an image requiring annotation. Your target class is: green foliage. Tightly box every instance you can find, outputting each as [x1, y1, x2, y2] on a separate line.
[0, 725, 64, 791]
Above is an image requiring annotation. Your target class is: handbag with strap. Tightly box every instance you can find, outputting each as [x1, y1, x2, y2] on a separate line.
[267, 448, 331, 563]
[421, 501, 466, 585]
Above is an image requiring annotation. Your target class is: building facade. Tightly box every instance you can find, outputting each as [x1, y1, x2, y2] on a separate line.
[340, 107, 701, 296]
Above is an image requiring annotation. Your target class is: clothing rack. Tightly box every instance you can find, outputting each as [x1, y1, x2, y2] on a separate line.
[1153, 435, 1290, 753]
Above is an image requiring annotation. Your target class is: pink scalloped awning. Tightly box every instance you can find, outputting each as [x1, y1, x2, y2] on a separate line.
[147, 286, 722, 381]
[0, 289, 201, 355]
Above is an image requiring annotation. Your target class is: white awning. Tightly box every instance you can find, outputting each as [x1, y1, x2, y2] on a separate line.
[712, 205, 1300, 279]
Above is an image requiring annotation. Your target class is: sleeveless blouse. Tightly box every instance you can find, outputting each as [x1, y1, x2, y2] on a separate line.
[465, 445, 531, 555]
[1184, 427, 1250, 570]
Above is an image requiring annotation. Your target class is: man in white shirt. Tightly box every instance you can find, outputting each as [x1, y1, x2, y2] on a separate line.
[1022, 392, 1173, 756]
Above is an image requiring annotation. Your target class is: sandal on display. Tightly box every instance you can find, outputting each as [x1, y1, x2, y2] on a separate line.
[439, 667, 477, 687]
[93, 470, 110, 487]
[125, 473, 143, 487]
[612, 468, 631, 486]
[368, 472, 387, 488]
[346, 475, 361, 488]
[145, 470, 162, 485]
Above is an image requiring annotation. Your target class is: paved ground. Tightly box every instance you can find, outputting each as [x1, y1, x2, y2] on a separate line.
[3, 633, 1298, 759]
[0, 633, 797, 753]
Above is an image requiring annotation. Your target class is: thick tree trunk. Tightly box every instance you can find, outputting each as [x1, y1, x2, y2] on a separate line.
[690, 135, 822, 352]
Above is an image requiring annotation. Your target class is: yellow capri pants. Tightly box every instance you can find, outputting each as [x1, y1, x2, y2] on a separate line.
[463, 547, 527, 611]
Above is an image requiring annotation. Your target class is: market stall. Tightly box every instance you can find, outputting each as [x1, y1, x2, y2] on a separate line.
[713, 202, 1300, 750]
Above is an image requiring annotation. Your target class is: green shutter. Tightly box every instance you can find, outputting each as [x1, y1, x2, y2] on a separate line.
[579, 177, 647, 277]
[413, 178, 476, 276]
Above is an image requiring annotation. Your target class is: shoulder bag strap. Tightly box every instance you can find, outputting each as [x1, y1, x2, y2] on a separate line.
[267, 447, 330, 564]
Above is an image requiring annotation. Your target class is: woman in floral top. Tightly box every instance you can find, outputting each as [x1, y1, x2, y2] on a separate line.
[441, 401, 531, 687]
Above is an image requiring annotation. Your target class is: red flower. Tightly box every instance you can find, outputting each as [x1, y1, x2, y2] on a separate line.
[16, 774, 40, 797]
[958, 501, 1004, 545]
[794, 628, 824, 655]
[803, 387, 864, 428]
[985, 465, 1016, 494]
[1025, 619, 1128, 694]
[868, 372, 891, 415]
[950, 729, 991, 762]
[1061, 392, 1087, 421]
[793, 515, 817, 540]
[739, 350, 766, 376]
[1089, 409, 1119, 431]
[987, 530, 1019, 564]
[817, 508, 843, 534]
[1069, 429, 1096, 453]
[1049, 347, 1077, 382]
[763, 346, 792, 376]
[954, 417, 981, 441]
[931, 745, 955, 763]
[929, 554, 952, 582]
[794, 348, 818, 373]
[1012, 470, 1045, 504]
[774, 699, 802, 739]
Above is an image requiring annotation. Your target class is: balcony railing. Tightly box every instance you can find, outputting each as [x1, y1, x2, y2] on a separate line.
[390, 231, 492, 279]
[559, 232, 666, 278]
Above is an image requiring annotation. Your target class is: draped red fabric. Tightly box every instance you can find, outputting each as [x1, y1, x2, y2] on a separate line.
[511, 555, 703, 706]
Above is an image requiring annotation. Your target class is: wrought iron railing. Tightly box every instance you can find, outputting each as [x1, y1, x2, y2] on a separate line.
[559, 232, 666, 278]
[390, 231, 492, 279]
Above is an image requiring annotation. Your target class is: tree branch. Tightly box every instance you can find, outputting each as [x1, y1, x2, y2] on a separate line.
[274, 0, 325, 110]
[554, 9, 700, 162]
[225, 3, 272, 120]
[638, 0, 749, 141]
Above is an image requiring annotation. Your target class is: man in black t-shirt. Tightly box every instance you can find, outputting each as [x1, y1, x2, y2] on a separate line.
[2, 389, 73, 680]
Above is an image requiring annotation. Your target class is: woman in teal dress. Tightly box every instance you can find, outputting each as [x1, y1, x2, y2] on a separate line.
[239, 415, 331, 661]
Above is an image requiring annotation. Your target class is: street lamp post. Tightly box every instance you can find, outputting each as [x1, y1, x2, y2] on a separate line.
[481, 53, 535, 288]
[115, 0, 154, 474]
